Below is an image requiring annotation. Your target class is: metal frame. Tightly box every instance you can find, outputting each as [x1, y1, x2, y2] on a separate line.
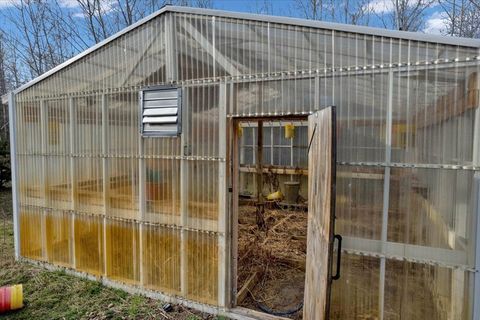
[8, 92, 20, 260]
[12, 6, 480, 96]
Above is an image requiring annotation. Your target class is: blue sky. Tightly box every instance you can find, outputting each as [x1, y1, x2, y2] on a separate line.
[0, 0, 448, 35]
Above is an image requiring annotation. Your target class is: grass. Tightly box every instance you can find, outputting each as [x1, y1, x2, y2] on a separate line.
[0, 189, 225, 320]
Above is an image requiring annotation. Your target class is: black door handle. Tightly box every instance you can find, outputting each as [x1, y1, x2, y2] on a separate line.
[332, 234, 342, 280]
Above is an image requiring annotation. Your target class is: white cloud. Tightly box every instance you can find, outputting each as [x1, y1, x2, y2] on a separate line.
[0, 0, 21, 9]
[365, 0, 395, 14]
[58, 0, 80, 9]
[424, 11, 447, 35]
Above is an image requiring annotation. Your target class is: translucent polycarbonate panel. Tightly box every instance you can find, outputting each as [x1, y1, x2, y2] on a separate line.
[330, 253, 380, 319]
[105, 218, 140, 284]
[184, 85, 219, 157]
[144, 159, 181, 224]
[75, 158, 103, 214]
[108, 158, 139, 219]
[391, 66, 478, 165]
[334, 73, 388, 162]
[187, 161, 219, 231]
[45, 99, 70, 155]
[46, 156, 71, 210]
[174, 14, 216, 80]
[142, 224, 181, 293]
[385, 260, 473, 320]
[19, 208, 45, 261]
[74, 96, 102, 156]
[388, 168, 475, 260]
[336, 165, 384, 240]
[15, 100, 41, 154]
[16, 15, 166, 99]
[45, 210, 72, 267]
[232, 78, 315, 116]
[239, 121, 308, 168]
[74, 213, 104, 276]
[186, 231, 218, 304]
[17, 155, 43, 205]
[107, 92, 139, 157]
[143, 136, 181, 157]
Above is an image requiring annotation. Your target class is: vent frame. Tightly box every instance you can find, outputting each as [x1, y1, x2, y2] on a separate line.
[139, 85, 182, 137]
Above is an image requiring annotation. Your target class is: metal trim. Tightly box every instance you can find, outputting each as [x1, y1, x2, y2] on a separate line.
[12, 6, 480, 95]
[8, 92, 20, 260]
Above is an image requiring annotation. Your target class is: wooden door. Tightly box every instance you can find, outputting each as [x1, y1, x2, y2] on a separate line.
[303, 106, 338, 320]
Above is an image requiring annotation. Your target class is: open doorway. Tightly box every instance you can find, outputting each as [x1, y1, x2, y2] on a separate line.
[232, 117, 309, 319]
[230, 108, 339, 320]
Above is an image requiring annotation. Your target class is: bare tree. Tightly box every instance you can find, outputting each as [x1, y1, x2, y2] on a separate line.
[295, 0, 335, 21]
[372, 0, 436, 31]
[439, 0, 480, 37]
[295, 0, 372, 25]
[1, 0, 83, 77]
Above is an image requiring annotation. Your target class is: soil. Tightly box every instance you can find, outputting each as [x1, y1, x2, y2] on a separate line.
[237, 204, 308, 320]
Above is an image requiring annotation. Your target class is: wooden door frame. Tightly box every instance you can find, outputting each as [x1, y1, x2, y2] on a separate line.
[227, 115, 309, 311]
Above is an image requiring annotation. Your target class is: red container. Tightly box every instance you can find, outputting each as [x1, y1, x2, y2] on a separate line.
[0, 286, 12, 313]
[0, 285, 23, 314]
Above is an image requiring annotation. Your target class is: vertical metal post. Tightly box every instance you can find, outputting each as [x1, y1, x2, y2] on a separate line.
[379, 70, 394, 320]
[101, 94, 108, 276]
[8, 92, 20, 260]
[472, 69, 480, 320]
[138, 91, 145, 286]
[473, 173, 480, 320]
[218, 83, 227, 306]
[165, 13, 177, 83]
[40, 99, 48, 259]
[180, 88, 188, 297]
[69, 97, 76, 268]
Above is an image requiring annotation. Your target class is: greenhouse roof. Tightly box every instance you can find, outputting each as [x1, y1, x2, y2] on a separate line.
[13, 5, 480, 95]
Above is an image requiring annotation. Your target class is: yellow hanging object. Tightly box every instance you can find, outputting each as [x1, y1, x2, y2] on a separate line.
[266, 190, 283, 201]
[285, 123, 295, 139]
[237, 123, 243, 138]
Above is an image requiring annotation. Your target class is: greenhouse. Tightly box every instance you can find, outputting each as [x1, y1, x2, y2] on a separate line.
[7, 5, 480, 320]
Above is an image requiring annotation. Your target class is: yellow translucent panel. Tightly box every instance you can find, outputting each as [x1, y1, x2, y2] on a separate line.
[75, 158, 103, 214]
[187, 161, 219, 231]
[105, 218, 139, 284]
[108, 158, 138, 219]
[19, 209, 44, 261]
[45, 210, 72, 267]
[46, 156, 71, 210]
[74, 214, 104, 275]
[186, 231, 218, 304]
[18, 155, 43, 206]
[145, 159, 180, 224]
[142, 225, 181, 293]
[331, 253, 380, 319]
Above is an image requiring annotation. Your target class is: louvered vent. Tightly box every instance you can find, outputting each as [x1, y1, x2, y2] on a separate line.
[140, 87, 182, 136]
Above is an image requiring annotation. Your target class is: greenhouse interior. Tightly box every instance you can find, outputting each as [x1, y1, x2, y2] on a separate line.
[7, 5, 480, 320]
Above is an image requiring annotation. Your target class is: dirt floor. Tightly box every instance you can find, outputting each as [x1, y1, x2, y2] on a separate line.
[0, 188, 226, 320]
[237, 204, 307, 320]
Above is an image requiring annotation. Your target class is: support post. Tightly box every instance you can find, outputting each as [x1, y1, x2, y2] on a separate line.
[180, 88, 189, 297]
[69, 97, 76, 269]
[379, 70, 394, 320]
[473, 173, 480, 320]
[8, 92, 20, 260]
[101, 94, 108, 276]
[255, 120, 265, 230]
[138, 91, 145, 286]
[218, 83, 227, 306]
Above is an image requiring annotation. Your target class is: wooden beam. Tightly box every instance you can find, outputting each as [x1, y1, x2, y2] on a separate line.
[236, 272, 258, 304]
